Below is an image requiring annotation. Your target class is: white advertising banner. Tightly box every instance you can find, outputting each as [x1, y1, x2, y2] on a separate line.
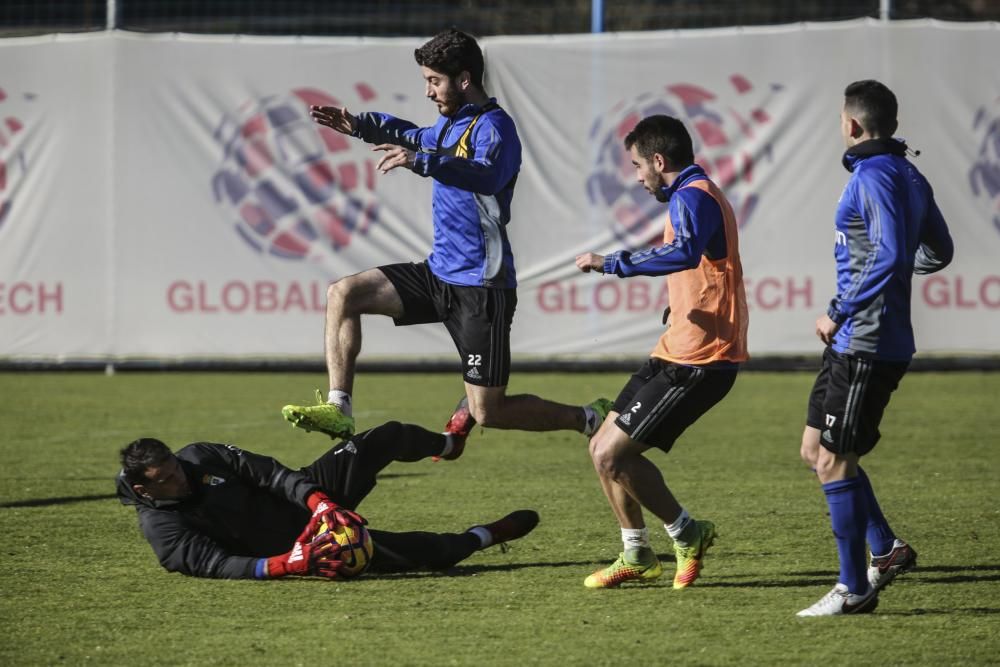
[0, 21, 998, 361]
[0, 35, 112, 359]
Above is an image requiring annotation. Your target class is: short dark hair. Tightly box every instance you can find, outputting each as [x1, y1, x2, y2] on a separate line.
[624, 115, 695, 168]
[414, 28, 485, 92]
[120, 438, 173, 486]
[844, 80, 898, 137]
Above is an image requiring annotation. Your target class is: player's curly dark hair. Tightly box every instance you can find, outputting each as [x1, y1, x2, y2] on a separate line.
[844, 79, 898, 138]
[120, 438, 173, 486]
[624, 115, 694, 168]
[414, 28, 485, 92]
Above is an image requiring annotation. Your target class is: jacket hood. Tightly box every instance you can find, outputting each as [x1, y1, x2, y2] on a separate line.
[842, 137, 910, 172]
[116, 469, 147, 507]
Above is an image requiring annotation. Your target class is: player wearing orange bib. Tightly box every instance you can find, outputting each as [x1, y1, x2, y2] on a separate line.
[575, 115, 748, 589]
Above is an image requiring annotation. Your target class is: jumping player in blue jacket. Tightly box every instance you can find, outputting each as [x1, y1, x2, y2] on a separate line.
[797, 80, 953, 617]
[282, 29, 610, 447]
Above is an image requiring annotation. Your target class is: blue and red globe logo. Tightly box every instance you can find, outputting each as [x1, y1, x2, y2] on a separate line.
[970, 97, 1000, 234]
[0, 87, 33, 233]
[211, 85, 383, 260]
[587, 75, 781, 249]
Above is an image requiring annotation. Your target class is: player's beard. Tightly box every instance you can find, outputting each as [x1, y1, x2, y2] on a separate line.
[435, 84, 465, 117]
[643, 171, 668, 202]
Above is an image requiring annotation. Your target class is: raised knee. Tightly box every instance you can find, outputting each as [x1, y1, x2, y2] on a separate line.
[327, 277, 352, 303]
[589, 437, 621, 480]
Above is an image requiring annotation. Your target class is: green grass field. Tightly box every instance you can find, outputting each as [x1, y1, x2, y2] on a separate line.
[1, 371, 999, 666]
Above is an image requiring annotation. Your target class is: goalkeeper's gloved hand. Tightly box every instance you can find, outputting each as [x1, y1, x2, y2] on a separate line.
[309, 531, 349, 579]
[297, 491, 367, 544]
[257, 540, 314, 578]
[256, 532, 348, 579]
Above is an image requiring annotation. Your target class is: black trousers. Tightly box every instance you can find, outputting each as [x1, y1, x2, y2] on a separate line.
[301, 421, 480, 572]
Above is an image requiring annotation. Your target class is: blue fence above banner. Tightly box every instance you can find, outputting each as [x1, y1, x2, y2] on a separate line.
[1, 0, 998, 37]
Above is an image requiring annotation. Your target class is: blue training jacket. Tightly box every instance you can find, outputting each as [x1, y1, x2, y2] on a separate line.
[353, 99, 521, 288]
[603, 164, 729, 277]
[827, 138, 953, 361]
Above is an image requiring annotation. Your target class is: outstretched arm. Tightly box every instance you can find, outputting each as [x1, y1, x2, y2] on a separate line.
[312, 105, 430, 151]
[412, 121, 519, 195]
[594, 190, 722, 278]
[140, 511, 261, 579]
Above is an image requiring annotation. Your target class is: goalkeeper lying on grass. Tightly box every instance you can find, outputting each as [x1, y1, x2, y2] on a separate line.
[116, 420, 538, 579]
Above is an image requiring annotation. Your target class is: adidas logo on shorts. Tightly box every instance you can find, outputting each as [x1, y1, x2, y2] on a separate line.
[618, 412, 631, 426]
[466, 367, 482, 380]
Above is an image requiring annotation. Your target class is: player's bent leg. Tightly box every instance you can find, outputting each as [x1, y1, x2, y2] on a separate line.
[584, 426, 667, 588]
[300, 422, 447, 510]
[366, 510, 539, 572]
[463, 383, 610, 433]
[589, 427, 682, 527]
[366, 529, 480, 572]
[282, 269, 404, 439]
[353, 421, 449, 466]
[324, 268, 404, 393]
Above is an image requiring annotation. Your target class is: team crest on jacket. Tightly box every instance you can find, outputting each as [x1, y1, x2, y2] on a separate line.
[586, 75, 782, 250]
[202, 474, 226, 486]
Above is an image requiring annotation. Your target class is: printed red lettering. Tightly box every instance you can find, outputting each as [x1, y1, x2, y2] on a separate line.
[255, 281, 278, 312]
[981, 276, 1000, 309]
[283, 282, 307, 311]
[222, 281, 249, 312]
[923, 275, 949, 308]
[594, 282, 621, 312]
[9, 282, 33, 314]
[36, 282, 63, 314]
[755, 277, 782, 310]
[198, 282, 218, 313]
[537, 281, 562, 313]
[626, 282, 650, 311]
[955, 276, 977, 309]
[167, 281, 193, 312]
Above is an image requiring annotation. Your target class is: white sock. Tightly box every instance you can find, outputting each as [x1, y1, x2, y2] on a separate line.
[327, 390, 353, 417]
[621, 527, 650, 551]
[664, 509, 692, 540]
[438, 433, 456, 458]
[582, 405, 600, 436]
[470, 526, 492, 548]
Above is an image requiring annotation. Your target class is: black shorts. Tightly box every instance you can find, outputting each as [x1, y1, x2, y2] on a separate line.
[612, 358, 738, 452]
[379, 261, 516, 387]
[807, 347, 908, 457]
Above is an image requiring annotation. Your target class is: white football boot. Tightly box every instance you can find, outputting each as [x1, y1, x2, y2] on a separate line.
[796, 583, 879, 617]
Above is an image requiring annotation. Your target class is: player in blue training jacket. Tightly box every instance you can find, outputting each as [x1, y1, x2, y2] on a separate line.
[797, 80, 953, 617]
[282, 29, 610, 446]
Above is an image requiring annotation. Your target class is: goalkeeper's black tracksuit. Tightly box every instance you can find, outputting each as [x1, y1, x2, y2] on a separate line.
[116, 421, 482, 579]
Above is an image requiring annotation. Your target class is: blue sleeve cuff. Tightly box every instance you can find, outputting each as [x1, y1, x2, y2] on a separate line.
[827, 300, 847, 324]
[412, 152, 432, 177]
[603, 253, 617, 275]
[254, 559, 269, 579]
